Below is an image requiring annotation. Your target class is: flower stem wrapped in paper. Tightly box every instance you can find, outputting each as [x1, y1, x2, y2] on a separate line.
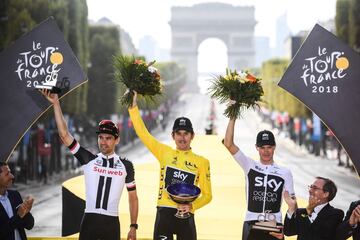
[113, 55, 162, 107]
[208, 68, 263, 119]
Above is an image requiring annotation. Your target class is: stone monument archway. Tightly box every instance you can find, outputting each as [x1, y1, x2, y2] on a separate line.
[169, 3, 256, 91]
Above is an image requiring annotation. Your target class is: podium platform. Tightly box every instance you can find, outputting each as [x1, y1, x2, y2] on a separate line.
[57, 135, 302, 239]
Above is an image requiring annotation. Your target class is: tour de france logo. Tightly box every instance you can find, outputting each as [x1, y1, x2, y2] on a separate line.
[15, 41, 63, 89]
[300, 46, 350, 94]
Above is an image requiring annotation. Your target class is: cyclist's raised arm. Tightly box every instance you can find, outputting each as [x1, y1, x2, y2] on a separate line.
[39, 89, 74, 147]
[224, 117, 240, 155]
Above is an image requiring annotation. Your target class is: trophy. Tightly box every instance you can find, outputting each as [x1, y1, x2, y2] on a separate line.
[35, 70, 61, 93]
[251, 210, 282, 233]
[166, 183, 201, 219]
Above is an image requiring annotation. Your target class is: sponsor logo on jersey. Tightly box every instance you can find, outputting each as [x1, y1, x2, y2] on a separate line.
[173, 170, 188, 181]
[270, 170, 279, 175]
[164, 166, 196, 188]
[171, 157, 178, 165]
[93, 166, 123, 176]
[254, 176, 283, 192]
[114, 160, 124, 169]
[206, 173, 211, 181]
[248, 169, 285, 213]
[185, 160, 198, 170]
[252, 190, 278, 202]
[255, 165, 264, 172]
[95, 158, 103, 166]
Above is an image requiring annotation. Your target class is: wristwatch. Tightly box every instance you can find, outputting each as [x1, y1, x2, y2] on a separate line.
[130, 223, 138, 230]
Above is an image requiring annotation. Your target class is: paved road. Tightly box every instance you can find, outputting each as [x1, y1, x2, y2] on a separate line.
[21, 92, 359, 237]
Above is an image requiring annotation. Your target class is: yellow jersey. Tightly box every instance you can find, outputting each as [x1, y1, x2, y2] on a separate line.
[129, 106, 212, 211]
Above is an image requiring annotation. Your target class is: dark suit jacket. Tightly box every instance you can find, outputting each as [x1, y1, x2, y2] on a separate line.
[0, 190, 34, 240]
[284, 203, 344, 240]
[336, 200, 360, 240]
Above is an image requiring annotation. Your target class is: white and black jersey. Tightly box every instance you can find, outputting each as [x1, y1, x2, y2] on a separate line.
[233, 149, 295, 223]
[68, 139, 136, 217]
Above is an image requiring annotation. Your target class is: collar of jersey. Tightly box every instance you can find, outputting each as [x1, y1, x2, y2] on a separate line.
[98, 152, 118, 159]
[259, 161, 276, 167]
[175, 148, 192, 154]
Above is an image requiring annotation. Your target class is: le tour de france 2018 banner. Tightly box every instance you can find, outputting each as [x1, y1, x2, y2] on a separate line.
[278, 24, 360, 175]
[0, 17, 87, 163]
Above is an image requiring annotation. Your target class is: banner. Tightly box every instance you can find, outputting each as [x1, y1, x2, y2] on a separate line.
[0, 17, 87, 162]
[278, 24, 360, 174]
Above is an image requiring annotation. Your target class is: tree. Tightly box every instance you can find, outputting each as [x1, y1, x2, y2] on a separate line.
[261, 58, 310, 118]
[156, 61, 186, 103]
[348, 0, 360, 51]
[49, 0, 69, 41]
[336, 0, 350, 44]
[61, 0, 89, 115]
[87, 25, 121, 119]
[0, 0, 36, 51]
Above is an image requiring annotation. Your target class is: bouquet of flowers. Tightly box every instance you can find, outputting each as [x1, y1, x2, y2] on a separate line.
[208, 68, 263, 119]
[113, 55, 162, 107]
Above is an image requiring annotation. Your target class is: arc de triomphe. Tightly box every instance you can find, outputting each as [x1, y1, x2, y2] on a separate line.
[169, 3, 256, 91]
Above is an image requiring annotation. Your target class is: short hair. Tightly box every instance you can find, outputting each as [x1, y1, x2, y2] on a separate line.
[316, 176, 337, 201]
[0, 161, 8, 174]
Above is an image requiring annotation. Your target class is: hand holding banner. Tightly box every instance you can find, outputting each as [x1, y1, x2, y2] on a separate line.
[0, 17, 87, 162]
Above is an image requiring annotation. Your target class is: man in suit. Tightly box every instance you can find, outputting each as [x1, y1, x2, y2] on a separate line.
[0, 161, 34, 240]
[283, 176, 344, 240]
[336, 200, 360, 240]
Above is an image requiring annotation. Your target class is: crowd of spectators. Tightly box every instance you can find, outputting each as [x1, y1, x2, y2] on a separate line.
[259, 108, 355, 172]
[7, 102, 356, 185]
[7, 101, 174, 185]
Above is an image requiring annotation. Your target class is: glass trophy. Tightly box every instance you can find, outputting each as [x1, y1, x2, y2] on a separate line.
[251, 210, 282, 233]
[166, 183, 201, 219]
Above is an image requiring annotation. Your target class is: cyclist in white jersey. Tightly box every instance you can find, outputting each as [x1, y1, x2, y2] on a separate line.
[224, 117, 295, 240]
[40, 89, 139, 240]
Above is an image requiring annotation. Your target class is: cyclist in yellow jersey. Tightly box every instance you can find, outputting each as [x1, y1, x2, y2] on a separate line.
[129, 92, 212, 240]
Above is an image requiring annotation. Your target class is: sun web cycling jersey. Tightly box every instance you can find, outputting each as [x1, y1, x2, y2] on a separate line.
[129, 106, 212, 211]
[68, 139, 136, 216]
[233, 149, 295, 223]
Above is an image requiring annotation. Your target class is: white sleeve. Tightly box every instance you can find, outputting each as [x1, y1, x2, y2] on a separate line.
[232, 149, 253, 173]
[284, 169, 295, 196]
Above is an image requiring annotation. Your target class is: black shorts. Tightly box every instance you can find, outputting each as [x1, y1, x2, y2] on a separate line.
[243, 220, 283, 240]
[79, 213, 120, 240]
[153, 207, 197, 240]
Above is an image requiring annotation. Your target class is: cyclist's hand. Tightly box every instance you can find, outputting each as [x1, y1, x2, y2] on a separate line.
[127, 227, 136, 240]
[39, 89, 59, 104]
[177, 203, 192, 214]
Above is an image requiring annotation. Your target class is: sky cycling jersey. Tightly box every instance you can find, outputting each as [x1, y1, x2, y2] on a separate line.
[68, 139, 136, 217]
[129, 106, 212, 211]
[233, 149, 295, 223]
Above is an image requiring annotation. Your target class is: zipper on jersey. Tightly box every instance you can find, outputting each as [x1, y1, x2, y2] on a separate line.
[262, 174, 268, 215]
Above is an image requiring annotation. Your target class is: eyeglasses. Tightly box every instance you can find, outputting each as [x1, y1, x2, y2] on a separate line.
[308, 185, 323, 191]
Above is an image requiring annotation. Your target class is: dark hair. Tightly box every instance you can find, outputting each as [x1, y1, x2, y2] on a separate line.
[0, 161, 8, 174]
[316, 176, 337, 201]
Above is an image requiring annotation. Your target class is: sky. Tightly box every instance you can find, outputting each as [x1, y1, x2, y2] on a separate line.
[86, 0, 337, 81]
[86, 0, 337, 49]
